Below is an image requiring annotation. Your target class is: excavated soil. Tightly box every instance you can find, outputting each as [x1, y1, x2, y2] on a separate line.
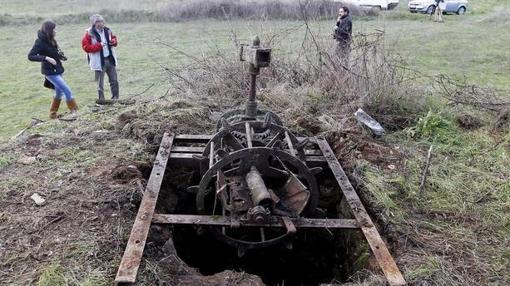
[0, 99, 403, 285]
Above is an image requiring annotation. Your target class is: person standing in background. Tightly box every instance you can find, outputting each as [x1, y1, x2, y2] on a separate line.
[28, 20, 78, 119]
[333, 6, 353, 63]
[81, 14, 119, 104]
[434, 0, 444, 22]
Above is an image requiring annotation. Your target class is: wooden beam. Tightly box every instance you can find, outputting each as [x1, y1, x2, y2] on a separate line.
[317, 138, 406, 286]
[152, 214, 359, 229]
[115, 133, 175, 284]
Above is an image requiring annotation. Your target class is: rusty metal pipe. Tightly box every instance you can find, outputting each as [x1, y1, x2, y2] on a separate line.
[249, 69, 257, 102]
[245, 166, 273, 209]
[246, 65, 259, 118]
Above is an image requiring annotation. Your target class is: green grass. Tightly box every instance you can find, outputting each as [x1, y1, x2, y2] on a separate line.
[357, 164, 406, 223]
[35, 242, 109, 286]
[36, 261, 109, 286]
[81, 275, 109, 286]
[468, 0, 510, 14]
[0, 153, 17, 169]
[407, 256, 442, 281]
[37, 263, 67, 286]
[360, 111, 510, 283]
[0, 5, 508, 140]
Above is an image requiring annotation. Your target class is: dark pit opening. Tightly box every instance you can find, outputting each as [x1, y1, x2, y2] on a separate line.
[172, 225, 352, 285]
[152, 167, 365, 286]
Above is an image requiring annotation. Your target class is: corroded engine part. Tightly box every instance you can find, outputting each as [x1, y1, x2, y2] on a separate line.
[115, 34, 406, 286]
[195, 145, 318, 249]
[218, 36, 282, 129]
[216, 109, 283, 130]
[208, 119, 308, 160]
[246, 166, 273, 210]
[191, 36, 322, 250]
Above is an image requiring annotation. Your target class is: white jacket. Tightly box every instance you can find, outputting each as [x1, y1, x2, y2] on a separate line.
[82, 27, 118, 71]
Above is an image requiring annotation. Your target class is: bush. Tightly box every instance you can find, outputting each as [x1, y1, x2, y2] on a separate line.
[406, 111, 452, 139]
[1, 1, 378, 26]
[158, 0, 374, 22]
[163, 25, 426, 131]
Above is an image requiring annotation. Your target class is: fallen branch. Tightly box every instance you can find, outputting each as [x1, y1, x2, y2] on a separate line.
[419, 145, 433, 197]
[436, 74, 510, 112]
[27, 214, 65, 234]
[128, 83, 155, 98]
[10, 118, 44, 141]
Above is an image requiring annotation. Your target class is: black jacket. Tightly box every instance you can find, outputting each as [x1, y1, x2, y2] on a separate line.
[28, 31, 66, 75]
[334, 15, 352, 45]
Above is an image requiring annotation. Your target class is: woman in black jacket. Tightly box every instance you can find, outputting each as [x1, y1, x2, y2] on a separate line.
[28, 20, 78, 119]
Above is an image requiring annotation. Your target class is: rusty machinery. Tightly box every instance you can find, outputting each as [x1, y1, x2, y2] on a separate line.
[115, 37, 406, 286]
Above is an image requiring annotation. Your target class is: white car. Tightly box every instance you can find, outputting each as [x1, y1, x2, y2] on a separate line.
[408, 0, 468, 14]
[336, 0, 400, 10]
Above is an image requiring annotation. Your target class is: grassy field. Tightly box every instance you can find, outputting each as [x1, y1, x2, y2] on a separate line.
[1, 1, 509, 140]
[0, 0, 172, 16]
[0, 0, 509, 285]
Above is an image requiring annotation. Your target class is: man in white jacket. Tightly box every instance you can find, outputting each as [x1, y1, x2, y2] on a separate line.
[81, 14, 119, 102]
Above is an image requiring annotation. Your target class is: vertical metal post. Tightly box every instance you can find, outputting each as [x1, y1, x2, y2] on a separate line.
[245, 122, 253, 148]
[245, 65, 259, 119]
[209, 142, 215, 168]
[248, 69, 257, 102]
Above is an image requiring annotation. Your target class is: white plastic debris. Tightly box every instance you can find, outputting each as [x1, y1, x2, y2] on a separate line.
[354, 108, 385, 136]
[30, 193, 46, 206]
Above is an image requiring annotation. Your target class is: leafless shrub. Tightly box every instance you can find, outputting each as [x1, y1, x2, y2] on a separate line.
[161, 19, 424, 131]
[435, 74, 510, 112]
[158, 0, 375, 22]
[1, 0, 376, 26]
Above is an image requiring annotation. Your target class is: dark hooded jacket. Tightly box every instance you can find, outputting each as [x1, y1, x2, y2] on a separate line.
[334, 14, 352, 46]
[28, 30, 66, 75]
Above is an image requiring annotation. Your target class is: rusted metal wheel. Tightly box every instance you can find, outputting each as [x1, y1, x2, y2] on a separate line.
[196, 147, 318, 249]
[216, 108, 283, 130]
[206, 121, 306, 161]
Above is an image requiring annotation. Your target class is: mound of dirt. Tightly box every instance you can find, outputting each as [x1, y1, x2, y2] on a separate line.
[111, 164, 143, 183]
[0, 98, 222, 285]
[156, 255, 264, 286]
[456, 113, 483, 130]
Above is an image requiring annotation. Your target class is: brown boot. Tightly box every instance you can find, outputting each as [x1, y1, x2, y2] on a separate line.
[66, 98, 78, 113]
[49, 98, 61, 119]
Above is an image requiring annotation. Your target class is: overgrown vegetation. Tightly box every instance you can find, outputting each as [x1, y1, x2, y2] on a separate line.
[165, 28, 426, 132]
[0, 0, 374, 26]
[159, 10, 510, 284]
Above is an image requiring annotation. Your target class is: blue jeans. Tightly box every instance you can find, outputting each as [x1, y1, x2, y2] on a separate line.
[45, 74, 73, 101]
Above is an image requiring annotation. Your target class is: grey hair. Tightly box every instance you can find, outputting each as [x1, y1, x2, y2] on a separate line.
[89, 14, 104, 25]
